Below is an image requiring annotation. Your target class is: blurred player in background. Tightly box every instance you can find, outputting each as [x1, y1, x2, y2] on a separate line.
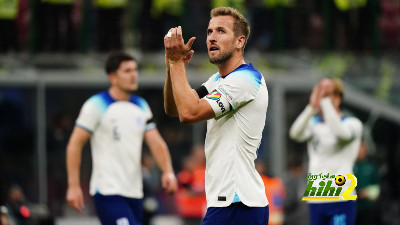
[66, 52, 177, 225]
[164, 6, 269, 225]
[289, 78, 363, 225]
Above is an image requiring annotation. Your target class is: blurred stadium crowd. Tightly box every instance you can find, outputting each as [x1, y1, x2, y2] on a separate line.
[0, 0, 399, 53]
[1, 0, 400, 225]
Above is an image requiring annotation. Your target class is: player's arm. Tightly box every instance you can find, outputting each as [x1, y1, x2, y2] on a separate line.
[289, 105, 317, 142]
[66, 126, 91, 213]
[164, 54, 179, 117]
[290, 83, 323, 142]
[320, 97, 361, 141]
[289, 83, 320, 141]
[164, 40, 195, 117]
[164, 62, 202, 119]
[144, 128, 177, 194]
[169, 61, 215, 123]
[165, 26, 215, 123]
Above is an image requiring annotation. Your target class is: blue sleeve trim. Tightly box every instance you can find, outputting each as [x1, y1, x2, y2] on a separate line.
[145, 122, 156, 131]
[75, 123, 93, 133]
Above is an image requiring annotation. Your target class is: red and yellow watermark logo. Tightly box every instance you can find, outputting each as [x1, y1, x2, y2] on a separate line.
[302, 173, 357, 201]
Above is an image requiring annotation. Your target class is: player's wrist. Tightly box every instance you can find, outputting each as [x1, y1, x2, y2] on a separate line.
[163, 171, 176, 179]
[169, 59, 185, 65]
[68, 180, 81, 187]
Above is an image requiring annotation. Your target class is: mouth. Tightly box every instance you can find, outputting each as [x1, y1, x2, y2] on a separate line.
[209, 45, 219, 52]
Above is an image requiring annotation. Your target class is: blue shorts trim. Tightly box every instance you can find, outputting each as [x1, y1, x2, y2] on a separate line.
[232, 193, 241, 203]
[309, 201, 356, 225]
[93, 193, 143, 225]
[202, 202, 269, 225]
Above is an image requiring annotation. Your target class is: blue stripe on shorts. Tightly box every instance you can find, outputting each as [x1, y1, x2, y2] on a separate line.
[93, 193, 143, 225]
[202, 202, 269, 225]
[309, 201, 356, 225]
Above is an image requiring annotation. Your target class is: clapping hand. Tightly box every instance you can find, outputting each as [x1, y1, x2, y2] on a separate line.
[164, 26, 196, 64]
[310, 78, 334, 110]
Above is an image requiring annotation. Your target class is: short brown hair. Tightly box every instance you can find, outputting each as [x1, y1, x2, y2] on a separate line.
[210, 7, 250, 50]
[105, 52, 136, 75]
[332, 78, 343, 98]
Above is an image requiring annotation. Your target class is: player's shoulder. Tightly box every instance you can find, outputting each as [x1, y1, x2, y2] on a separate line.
[229, 63, 262, 79]
[129, 94, 145, 102]
[129, 94, 151, 112]
[342, 116, 362, 124]
[342, 116, 363, 132]
[86, 91, 114, 106]
[208, 72, 221, 82]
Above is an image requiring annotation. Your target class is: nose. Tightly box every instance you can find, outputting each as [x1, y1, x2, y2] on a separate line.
[132, 70, 138, 78]
[207, 31, 216, 43]
[208, 37, 216, 47]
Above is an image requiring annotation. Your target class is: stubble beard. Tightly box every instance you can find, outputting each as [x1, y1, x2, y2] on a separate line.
[209, 50, 233, 66]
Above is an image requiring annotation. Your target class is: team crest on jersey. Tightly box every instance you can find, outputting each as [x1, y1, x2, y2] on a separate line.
[206, 90, 222, 100]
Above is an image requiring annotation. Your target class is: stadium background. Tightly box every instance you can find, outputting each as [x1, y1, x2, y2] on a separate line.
[1, 0, 400, 224]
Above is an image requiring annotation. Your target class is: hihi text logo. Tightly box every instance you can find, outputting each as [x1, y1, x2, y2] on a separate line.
[302, 173, 357, 201]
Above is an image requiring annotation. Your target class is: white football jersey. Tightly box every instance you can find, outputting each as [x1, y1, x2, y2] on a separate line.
[290, 98, 363, 202]
[200, 64, 269, 208]
[76, 91, 155, 198]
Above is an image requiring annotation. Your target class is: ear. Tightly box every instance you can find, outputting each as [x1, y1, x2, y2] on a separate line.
[108, 72, 116, 84]
[236, 35, 246, 49]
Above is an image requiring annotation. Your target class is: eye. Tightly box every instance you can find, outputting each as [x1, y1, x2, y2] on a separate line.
[216, 28, 225, 34]
[126, 68, 134, 73]
[207, 30, 212, 35]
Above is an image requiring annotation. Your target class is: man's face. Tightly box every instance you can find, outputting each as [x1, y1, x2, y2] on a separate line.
[207, 15, 238, 65]
[110, 60, 139, 92]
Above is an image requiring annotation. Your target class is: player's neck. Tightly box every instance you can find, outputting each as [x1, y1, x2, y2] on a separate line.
[108, 87, 131, 101]
[218, 53, 245, 77]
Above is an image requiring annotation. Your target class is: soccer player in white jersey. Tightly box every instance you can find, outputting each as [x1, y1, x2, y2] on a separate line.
[66, 52, 177, 225]
[289, 78, 363, 225]
[164, 7, 269, 225]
